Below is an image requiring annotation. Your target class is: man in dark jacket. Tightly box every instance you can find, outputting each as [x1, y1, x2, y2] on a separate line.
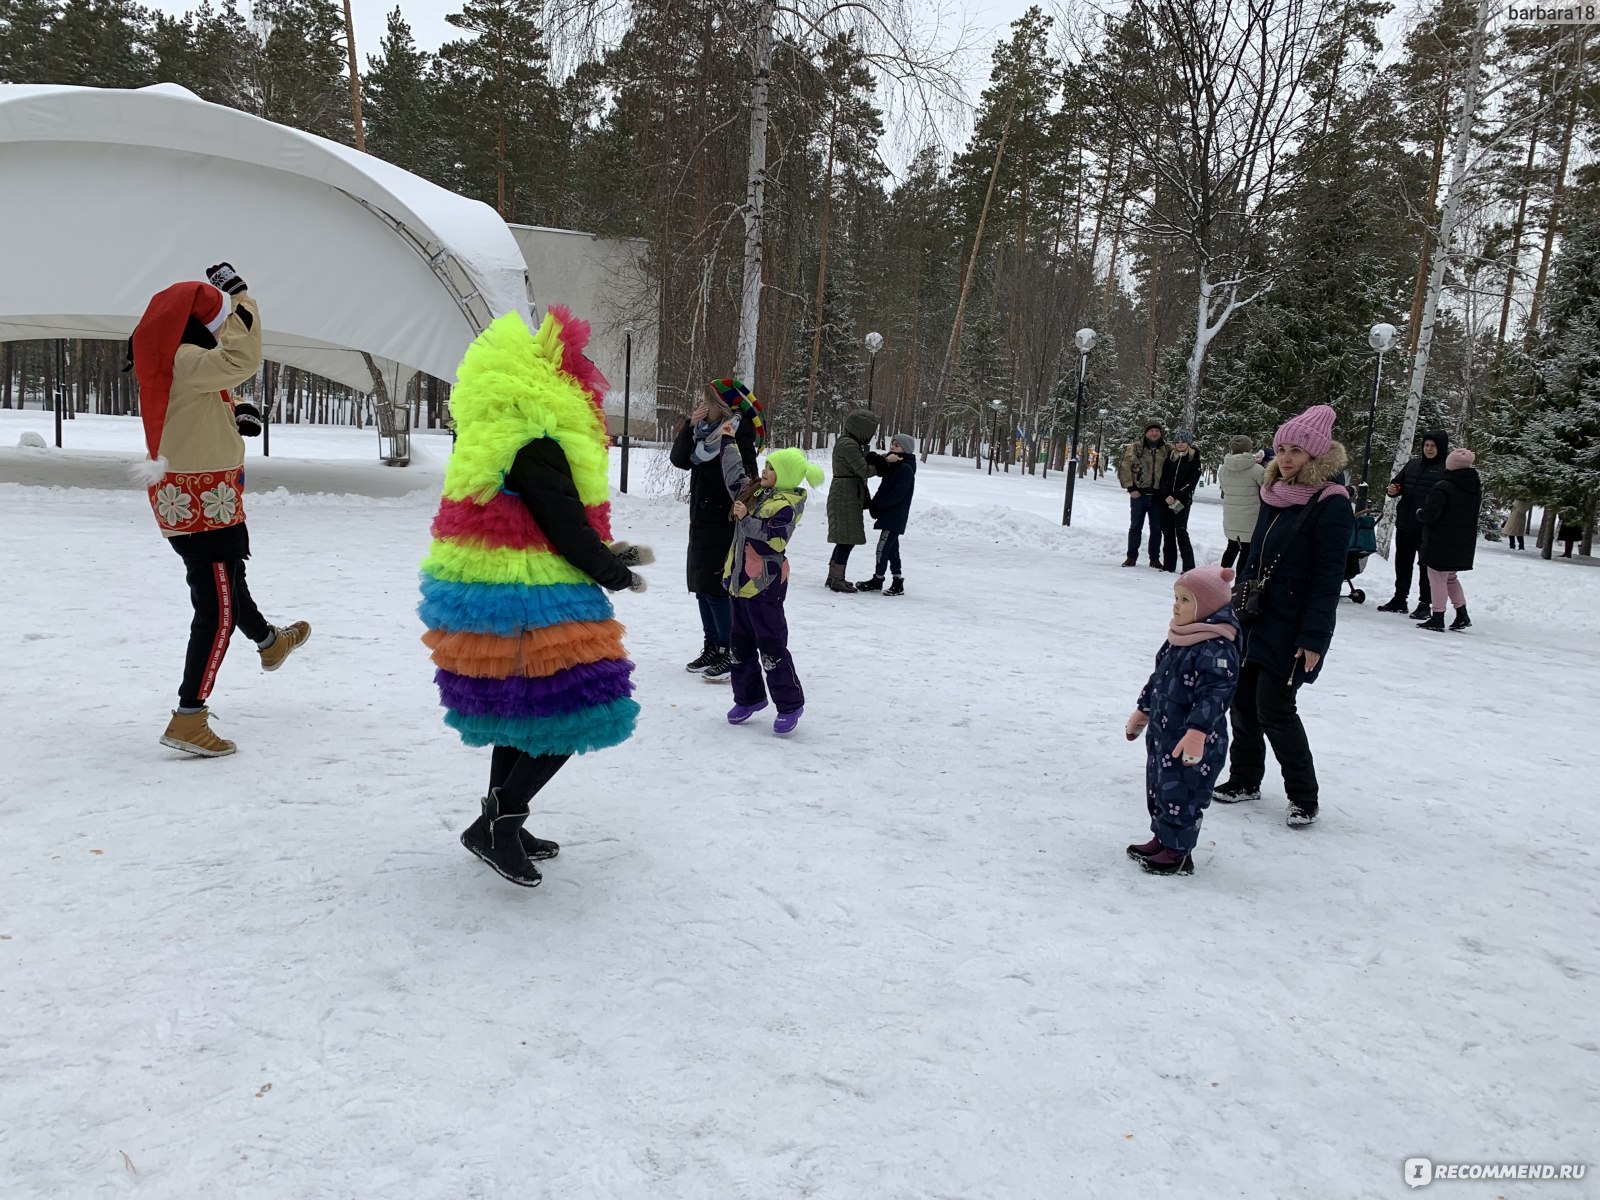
[1378, 429, 1449, 616]
[670, 387, 760, 678]
[825, 409, 884, 593]
[1157, 431, 1202, 573]
[856, 432, 916, 596]
[1118, 422, 1170, 567]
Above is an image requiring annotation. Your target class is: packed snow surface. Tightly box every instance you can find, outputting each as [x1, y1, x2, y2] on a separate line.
[1, 412, 1596, 1198]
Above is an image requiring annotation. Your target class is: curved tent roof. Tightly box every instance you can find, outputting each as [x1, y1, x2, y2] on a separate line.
[0, 83, 532, 393]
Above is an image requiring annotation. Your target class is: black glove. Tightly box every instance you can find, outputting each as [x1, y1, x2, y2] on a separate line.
[235, 402, 264, 437]
[206, 262, 248, 296]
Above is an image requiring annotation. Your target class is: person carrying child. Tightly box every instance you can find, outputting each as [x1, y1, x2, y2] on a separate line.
[856, 432, 917, 595]
[709, 429, 825, 735]
[1124, 565, 1242, 875]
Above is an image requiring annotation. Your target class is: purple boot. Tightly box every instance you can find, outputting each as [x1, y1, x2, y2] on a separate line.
[1125, 836, 1162, 861]
[727, 701, 769, 726]
[773, 706, 804, 736]
[1139, 847, 1194, 876]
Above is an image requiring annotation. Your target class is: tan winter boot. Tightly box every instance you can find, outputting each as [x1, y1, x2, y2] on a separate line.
[259, 621, 311, 672]
[160, 708, 236, 757]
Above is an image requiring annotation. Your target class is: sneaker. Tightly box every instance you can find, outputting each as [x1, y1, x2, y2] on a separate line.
[1417, 612, 1445, 632]
[1212, 779, 1261, 804]
[856, 576, 884, 592]
[884, 577, 905, 597]
[1375, 597, 1409, 613]
[685, 641, 719, 673]
[1125, 836, 1162, 861]
[1408, 602, 1430, 620]
[159, 707, 236, 757]
[773, 706, 804, 736]
[259, 621, 311, 671]
[1450, 606, 1471, 631]
[1286, 803, 1318, 828]
[702, 648, 732, 682]
[727, 700, 768, 725]
[1139, 848, 1194, 875]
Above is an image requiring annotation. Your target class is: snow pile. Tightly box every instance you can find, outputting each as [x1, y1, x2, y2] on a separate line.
[0, 424, 1594, 1198]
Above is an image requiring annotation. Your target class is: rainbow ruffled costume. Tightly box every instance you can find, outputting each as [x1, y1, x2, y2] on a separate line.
[419, 307, 638, 757]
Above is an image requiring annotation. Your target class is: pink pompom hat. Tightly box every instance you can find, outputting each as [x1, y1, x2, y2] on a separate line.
[1273, 404, 1337, 458]
[1177, 565, 1237, 621]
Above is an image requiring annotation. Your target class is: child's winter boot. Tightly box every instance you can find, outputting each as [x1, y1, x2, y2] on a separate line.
[1417, 611, 1446, 632]
[773, 706, 804, 736]
[884, 576, 905, 596]
[702, 647, 732, 682]
[1125, 836, 1162, 861]
[1449, 606, 1471, 631]
[727, 700, 768, 725]
[259, 621, 312, 671]
[460, 787, 541, 887]
[1212, 779, 1260, 804]
[1139, 847, 1194, 875]
[1286, 801, 1318, 828]
[159, 708, 236, 757]
[856, 575, 884, 592]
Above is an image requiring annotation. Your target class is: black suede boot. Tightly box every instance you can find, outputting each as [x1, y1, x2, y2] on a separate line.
[856, 575, 884, 592]
[461, 788, 541, 887]
[1449, 606, 1471, 631]
[1376, 597, 1409, 613]
[1417, 612, 1446, 632]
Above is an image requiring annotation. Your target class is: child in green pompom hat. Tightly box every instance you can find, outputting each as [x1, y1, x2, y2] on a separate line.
[713, 438, 824, 735]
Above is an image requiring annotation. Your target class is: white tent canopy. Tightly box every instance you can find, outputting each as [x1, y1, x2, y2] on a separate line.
[0, 83, 532, 397]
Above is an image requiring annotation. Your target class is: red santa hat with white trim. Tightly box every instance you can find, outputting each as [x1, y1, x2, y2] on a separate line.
[132, 281, 230, 466]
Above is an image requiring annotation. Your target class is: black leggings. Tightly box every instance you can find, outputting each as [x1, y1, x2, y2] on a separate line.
[489, 747, 571, 809]
[179, 557, 272, 709]
[830, 544, 855, 567]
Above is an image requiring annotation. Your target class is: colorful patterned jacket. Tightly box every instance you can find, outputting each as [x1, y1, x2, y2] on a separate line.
[717, 440, 807, 599]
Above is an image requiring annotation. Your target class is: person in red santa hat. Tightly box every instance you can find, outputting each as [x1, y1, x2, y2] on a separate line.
[132, 263, 309, 757]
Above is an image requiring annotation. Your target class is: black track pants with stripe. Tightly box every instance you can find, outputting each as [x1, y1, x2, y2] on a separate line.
[179, 558, 272, 709]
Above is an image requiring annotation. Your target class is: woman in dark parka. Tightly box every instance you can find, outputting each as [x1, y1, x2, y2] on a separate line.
[1213, 404, 1355, 829]
[670, 383, 760, 677]
[1416, 448, 1482, 632]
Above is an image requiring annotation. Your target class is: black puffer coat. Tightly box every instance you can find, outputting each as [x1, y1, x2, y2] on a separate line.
[869, 453, 916, 535]
[670, 417, 759, 594]
[1238, 445, 1356, 686]
[1387, 430, 1450, 531]
[1159, 448, 1202, 508]
[1418, 467, 1482, 573]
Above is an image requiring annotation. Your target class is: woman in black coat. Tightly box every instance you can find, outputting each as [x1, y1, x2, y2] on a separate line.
[1416, 448, 1481, 632]
[669, 385, 759, 677]
[1214, 404, 1355, 828]
[1157, 431, 1202, 573]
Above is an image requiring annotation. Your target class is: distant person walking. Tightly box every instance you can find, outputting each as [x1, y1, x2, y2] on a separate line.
[1119, 422, 1170, 568]
[1217, 435, 1264, 569]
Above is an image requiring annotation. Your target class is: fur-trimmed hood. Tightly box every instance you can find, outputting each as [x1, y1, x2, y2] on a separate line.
[1262, 440, 1348, 490]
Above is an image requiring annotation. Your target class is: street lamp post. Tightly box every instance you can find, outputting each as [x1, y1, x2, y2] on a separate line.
[53, 340, 65, 448]
[864, 331, 883, 447]
[988, 397, 1003, 475]
[1062, 328, 1096, 526]
[620, 327, 634, 494]
[1362, 322, 1397, 507]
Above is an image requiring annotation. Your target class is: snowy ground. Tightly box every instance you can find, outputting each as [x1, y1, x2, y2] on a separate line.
[2, 411, 1596, 1199]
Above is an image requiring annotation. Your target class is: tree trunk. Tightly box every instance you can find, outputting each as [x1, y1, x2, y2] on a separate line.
[1524, 34, 1586, 344]
[736, 0, 775, 386]
[342, 0, 366, 151]
[1406, 126, 1448, 358]
[800, 104, 838, 453]
[1496, 86, 1545, 348]
[1379, 0, 1492, 556]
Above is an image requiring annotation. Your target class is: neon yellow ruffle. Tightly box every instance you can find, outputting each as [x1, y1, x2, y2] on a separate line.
[442, 311, 610, 507]
[421, 538, 598, 588]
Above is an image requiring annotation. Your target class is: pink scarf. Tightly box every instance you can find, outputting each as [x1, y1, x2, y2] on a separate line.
[1168, 620, 1238, 647]
[1260, 479, 1350, 508]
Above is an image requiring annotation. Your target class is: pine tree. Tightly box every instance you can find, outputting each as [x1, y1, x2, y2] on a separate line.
[363, 8, 440, 179]
[41, 0, 154, 88]
[0, 0, 62, 82]
[247, 0, 352, 142]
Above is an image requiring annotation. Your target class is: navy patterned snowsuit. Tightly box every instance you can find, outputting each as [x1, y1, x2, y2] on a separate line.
[1136, 607, 1242, 853]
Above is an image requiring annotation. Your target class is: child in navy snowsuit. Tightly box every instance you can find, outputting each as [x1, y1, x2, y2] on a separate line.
[1125, 565, 1242, 875]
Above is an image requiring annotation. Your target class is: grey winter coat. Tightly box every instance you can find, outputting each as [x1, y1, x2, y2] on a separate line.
[827, 409, 883, 545]
[1217, 452, 1265, 542]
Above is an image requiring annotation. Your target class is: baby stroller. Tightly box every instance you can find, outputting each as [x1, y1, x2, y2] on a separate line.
[1344, 494, 1379, 604]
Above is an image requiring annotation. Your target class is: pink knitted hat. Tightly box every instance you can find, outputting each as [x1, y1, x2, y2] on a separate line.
[1447, 448, 1476, 470]
[1274, 404, 1337, 458]
[1177, 566, 1236, 621]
